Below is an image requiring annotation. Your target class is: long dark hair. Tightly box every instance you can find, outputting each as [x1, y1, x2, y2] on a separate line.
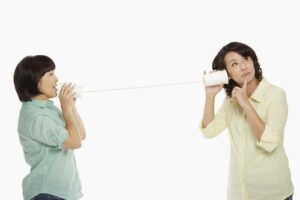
[212, 42, 263, 97]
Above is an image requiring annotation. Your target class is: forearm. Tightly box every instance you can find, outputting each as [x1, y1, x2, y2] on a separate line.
[63, 110, 82, 149]
[244, 104, 265, 141]
[73, 106, 86, 140]
[202, 96, 215, 128]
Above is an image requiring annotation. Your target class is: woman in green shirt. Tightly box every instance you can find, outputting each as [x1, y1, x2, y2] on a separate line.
[14, 55, 86, 200]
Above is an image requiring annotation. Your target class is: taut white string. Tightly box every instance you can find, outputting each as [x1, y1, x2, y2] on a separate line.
[81, 80, 203, 93]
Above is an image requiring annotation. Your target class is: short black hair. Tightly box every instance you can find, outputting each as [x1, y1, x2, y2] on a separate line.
[212, 42, 263, 97]
[14, 55, 56, 102]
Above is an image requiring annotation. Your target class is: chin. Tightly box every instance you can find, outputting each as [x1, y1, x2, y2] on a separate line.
[247, 74, 256, 81]
[48, 93, 57, 99]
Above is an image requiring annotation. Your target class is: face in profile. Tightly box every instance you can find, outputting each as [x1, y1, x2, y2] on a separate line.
[36, 70, 59, 100]
[224, 51, 256, 86]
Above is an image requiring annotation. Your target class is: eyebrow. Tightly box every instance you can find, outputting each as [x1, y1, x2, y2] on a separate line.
[227, 59, 237, 64]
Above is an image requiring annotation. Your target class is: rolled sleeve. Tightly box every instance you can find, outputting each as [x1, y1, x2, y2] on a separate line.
[256, 124, 280, 152]
[256, 89, 287, 153]
[199, 98, 228, 138]
[30, 114, 68, 149]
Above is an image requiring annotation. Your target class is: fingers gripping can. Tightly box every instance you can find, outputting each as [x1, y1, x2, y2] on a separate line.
[56, 83, 83, 98]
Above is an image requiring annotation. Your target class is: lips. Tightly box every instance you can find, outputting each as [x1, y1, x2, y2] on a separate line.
[242, 72, 250, 77]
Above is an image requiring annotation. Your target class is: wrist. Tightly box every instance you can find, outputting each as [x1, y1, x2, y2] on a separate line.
[242, 102, 252, 111]
[62, 108, 73, 117]
[205, 94, 216, 101]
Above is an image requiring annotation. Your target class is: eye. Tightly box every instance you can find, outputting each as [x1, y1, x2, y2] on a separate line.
[232, 62, 238, 67]
[48, 70, 56, 76]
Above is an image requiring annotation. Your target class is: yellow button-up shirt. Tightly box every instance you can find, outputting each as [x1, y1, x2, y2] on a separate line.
[200, 78, 293, 200]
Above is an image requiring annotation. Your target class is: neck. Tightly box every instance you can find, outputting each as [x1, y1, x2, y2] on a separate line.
[32, 94, 49, 101]
[246, 78, 260, 96]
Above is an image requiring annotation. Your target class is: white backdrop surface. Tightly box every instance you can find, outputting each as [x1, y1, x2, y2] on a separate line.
[0, 0, 299, 199]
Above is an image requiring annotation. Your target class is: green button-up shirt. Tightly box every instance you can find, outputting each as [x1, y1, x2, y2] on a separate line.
[18, 99, 82, 200]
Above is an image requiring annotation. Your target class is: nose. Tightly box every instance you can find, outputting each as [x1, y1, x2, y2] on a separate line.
[240, 60, 247, 70]
[55, 75, 59, 83]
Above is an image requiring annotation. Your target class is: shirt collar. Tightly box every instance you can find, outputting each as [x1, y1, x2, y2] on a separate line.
[23, 99, 54, 108]
[228, 78, 269, 103]
[249, 78, 269, 103]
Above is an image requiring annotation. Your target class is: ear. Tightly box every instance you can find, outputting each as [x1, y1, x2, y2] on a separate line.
[225, 70, 231, 80]
[37, 81, 42, 90]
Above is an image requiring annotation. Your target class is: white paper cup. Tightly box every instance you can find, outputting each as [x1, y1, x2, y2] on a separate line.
[56, 83, 83, 98]
[203, 70, 229, 86]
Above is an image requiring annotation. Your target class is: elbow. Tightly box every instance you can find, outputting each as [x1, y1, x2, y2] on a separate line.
[202, 133, 217, 139]
[256, 126, 281, 153]
[199, 124, 219, 139]
[74, 141, 82, 149]
[257, 142, 279, 153]
[64, 126, 84, 149]
[256, 136, 279, 153]
[70, 142, 82, 149]
[63, 140, 82, 149]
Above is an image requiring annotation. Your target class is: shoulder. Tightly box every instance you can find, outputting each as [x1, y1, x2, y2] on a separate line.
[20, 102, 59, 123]
[266, 82, 286, 98]
[20, 104, 44, 118]
[258, 78, 285, 97]
[261, 80, 287, 105]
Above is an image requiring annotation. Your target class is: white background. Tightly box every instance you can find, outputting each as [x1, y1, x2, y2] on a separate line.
[0, 0, 299, 199]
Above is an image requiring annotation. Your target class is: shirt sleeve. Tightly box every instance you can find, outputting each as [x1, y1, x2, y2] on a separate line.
[256, 89, 288, 153]
[199, 97, 228, 138]
[30, 113, 68, 150]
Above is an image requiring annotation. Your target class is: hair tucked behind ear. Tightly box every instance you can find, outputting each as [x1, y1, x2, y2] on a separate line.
[212, 42, 263, 97]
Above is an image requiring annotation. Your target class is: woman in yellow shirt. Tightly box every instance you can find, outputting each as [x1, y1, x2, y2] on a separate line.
[200, 42, 294, 200]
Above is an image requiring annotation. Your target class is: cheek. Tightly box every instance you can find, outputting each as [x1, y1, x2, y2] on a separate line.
[226, 69, 237, 79]
[248, 62, 255, 71]
[249, 66, 256, 77]
[225, 67, 232, 78]
[37, 81, 47, 92]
